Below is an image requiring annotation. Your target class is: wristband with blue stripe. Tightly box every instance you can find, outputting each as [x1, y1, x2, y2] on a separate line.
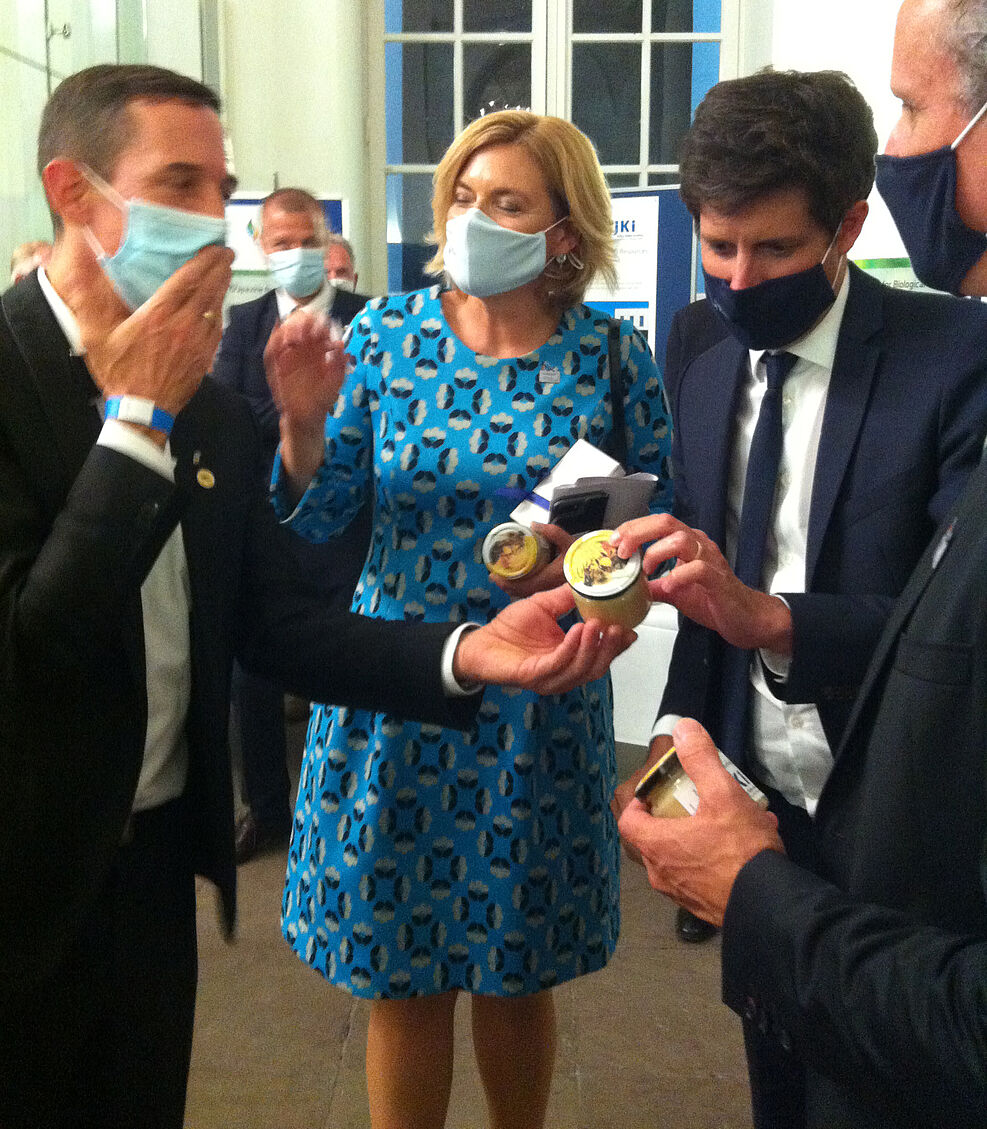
[104, 395, 175, 436]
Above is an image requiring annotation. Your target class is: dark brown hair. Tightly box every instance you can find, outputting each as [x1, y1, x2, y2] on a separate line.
[679, 69, 878, 236]
[38, 64, 220, 229]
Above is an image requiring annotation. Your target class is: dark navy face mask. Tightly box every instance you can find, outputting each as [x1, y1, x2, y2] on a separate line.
[702, 229, 841, 351]
[874, 100, 987, 295]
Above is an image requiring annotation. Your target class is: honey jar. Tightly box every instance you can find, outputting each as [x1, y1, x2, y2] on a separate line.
[562, 529, 651, 629]
[482, 522, 552, 580]
[634, 746, 769, 817]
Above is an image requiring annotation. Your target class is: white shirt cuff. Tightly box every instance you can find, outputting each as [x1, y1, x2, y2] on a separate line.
[759, 596, 792, 681]
[97, 419, 175, 481]
[442, 623, 484, 697]
[650, 712, 682, 741]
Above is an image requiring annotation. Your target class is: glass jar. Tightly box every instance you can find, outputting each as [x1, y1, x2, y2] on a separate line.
[482, 522, 552, 580]
[562, 529, 651, 629]
[634, 747, 769, 817]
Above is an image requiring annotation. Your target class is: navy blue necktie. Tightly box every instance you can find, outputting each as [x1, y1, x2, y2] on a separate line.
[719, 350, 798, 767]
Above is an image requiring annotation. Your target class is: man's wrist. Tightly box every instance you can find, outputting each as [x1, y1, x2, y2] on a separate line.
[757, 593, 793, 657]
[443, 623, 484, 697]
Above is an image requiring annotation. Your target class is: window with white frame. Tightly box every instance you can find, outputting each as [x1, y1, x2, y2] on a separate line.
[381, 0, 737, 291]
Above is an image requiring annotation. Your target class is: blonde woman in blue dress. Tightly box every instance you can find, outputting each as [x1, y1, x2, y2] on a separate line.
[266, 111, 672, 1129]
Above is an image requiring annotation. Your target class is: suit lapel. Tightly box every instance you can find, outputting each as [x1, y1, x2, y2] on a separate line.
[685, 336, 748, 543]
[805, 265, 882, 584]
[1, 274, 102, 488]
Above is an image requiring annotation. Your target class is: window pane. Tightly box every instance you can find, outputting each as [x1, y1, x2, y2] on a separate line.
[385, 0, 453, 34]
[386, 173, 438, 294]
[385, 42, 454, 165]
[573, 0, 642, 33]
[647, 172, 680, 186]
[463, 0, 531, 32]
[652, 0, 721, 33]
[649, 42, 719, 164]
[571, 44, 641, 166]
[606, 173, 643, 189]
[464, 43, 531, 120]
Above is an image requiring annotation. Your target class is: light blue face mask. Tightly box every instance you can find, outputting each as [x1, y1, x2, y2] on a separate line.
[266, 246, 326, 298]
[443, 208, 567, 298]
[83, 167, 228, 310]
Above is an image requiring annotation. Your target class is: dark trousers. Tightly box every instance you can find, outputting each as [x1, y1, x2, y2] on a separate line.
[0, 801, 198, 1129]
[742, 788, 818, 1129]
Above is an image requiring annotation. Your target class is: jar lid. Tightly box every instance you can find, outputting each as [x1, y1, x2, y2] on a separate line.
[563, 529, 641, 598]
[482, 522, 542, 579]
[634, 747, 681, 802]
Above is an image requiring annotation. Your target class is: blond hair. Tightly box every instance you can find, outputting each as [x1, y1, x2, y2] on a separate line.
[426, 111, 616, 309]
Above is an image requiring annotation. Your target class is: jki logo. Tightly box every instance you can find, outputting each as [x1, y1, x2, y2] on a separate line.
[614, 219, 637, 234]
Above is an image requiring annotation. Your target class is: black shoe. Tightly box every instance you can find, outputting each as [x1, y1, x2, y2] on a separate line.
[675, 906, 718, 944]
[234, 812, 290, 865]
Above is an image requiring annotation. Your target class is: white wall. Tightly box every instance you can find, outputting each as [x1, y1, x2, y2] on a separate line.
[219, 0, 371, 286]
[760, 0, 906, 259]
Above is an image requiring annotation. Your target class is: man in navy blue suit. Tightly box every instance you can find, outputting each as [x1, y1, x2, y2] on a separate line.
[612, 66, 987, 1127]
[213, 188, 373, 862]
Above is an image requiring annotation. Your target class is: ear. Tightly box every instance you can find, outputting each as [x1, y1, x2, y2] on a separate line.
[547, 218, 579, 259]
[836, 200, 869, 256]
[41, 159, 97, 228]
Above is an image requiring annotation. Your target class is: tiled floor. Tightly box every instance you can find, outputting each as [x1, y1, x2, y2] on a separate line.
[184, 739, 753, 1128]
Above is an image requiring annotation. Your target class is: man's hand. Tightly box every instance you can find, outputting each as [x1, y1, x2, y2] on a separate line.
[491, 522, 575, 599]
[617, 718, 784, 926]
[67, 242, 233, 435]
[609, 514, 793, 655]
[453, 583, 635, 695]
[265, 311, 347, 494]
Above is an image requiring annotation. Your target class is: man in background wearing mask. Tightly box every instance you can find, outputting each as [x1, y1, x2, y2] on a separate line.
[324, 231, 370, 306]
[612, 66, 987, 1126]
[0, 64, 631, 1128]
[213, 188, 371, 864]
[618, 3, 987, 1126]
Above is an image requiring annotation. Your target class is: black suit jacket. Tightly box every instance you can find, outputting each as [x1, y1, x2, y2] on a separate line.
[213, 285, 373, 604]
[0, 274, 472, 1013]
[657, 265, 987, 764]
[722, 446, 987, 1127]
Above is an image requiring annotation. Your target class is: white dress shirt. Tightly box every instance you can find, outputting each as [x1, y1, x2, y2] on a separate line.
[275, 281, 335, 323]
[38, 268, 191, 812]
[655, 269, 851, 814]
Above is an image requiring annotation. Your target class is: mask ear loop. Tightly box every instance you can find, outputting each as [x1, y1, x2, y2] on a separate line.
[79, 164, 129, 262]
[951, 99, 987, 149]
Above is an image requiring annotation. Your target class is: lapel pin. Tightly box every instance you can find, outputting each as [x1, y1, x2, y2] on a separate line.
[196, 467, 216, 489]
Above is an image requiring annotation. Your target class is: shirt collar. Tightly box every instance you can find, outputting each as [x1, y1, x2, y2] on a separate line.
[749, 265, 851, 376]
[37, 266, 85, 355]
[275, 281, 334, 322]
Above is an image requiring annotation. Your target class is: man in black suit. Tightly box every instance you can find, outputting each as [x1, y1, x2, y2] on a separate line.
[0, 63, 632, 1129]
[618, 2, 987, 1125]
[213, 188, 372, 863]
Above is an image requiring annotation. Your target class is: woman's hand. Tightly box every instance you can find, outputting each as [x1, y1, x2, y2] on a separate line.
[491, 522, 575, 598]
[265, 311, 347, 491]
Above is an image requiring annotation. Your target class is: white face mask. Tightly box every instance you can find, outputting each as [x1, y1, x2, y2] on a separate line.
[443, 208, 568, 298]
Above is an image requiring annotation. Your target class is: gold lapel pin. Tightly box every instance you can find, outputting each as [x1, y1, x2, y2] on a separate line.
[196, 468, 216, 489]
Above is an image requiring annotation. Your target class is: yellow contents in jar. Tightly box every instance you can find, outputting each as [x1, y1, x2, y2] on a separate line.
[563, 529, 651, 629]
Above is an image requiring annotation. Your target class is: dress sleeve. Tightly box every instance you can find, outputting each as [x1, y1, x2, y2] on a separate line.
[621, 321, 674, 513]
[270, 311, 375, 543]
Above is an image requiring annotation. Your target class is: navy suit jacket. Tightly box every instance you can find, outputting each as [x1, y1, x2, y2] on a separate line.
[657, 264, 987, 767]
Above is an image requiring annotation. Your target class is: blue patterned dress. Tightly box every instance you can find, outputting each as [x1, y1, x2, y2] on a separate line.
[276, 286, 671, 998]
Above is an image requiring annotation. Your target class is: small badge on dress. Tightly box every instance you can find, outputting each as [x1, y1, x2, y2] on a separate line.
[537, 364, 561, 385]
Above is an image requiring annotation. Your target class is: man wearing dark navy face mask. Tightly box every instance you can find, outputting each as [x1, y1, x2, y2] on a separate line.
[617, 5, 987, 1126]
[612, 66, 987, 1126]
